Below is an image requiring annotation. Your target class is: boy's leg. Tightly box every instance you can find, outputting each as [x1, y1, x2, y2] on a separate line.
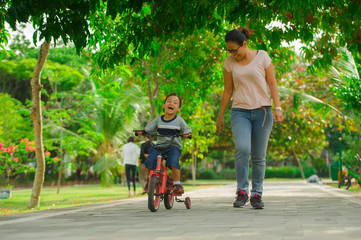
[171, 166, 180, 181]
[145, 147, 158, 170]
[165, 146, 183, 194]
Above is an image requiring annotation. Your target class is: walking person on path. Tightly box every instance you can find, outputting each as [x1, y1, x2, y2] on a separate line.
[216, 27, 284, 209]
[121, 136, 140, 197]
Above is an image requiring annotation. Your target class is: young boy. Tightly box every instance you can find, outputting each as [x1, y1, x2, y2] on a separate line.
[142, 93, 191, 194]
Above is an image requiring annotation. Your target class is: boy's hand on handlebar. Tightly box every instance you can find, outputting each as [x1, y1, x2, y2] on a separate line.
[182, 132, 192, 139]
[134, 129, 146, 136]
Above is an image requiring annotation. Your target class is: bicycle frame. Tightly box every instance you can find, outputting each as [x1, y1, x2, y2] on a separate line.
[339, 154, 361, 190]
[134, 130, 192, 211]
[146, 153, 174, 195]
[343, 161, 361, 185]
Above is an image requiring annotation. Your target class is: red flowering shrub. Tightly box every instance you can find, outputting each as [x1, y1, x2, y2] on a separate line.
[0, 139, 57, 186]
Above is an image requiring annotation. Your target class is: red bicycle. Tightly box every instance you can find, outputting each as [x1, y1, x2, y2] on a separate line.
[134, 130, 191, 212]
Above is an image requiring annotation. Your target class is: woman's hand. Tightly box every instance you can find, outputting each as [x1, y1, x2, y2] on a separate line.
[273, 109, 284, 122]
[216, 115, 224, 132]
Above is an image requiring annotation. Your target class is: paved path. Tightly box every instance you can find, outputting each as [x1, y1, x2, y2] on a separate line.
[1, 180, 361, 240]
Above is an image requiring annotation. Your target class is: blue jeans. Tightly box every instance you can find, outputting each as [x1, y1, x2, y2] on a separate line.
[231, 107, 273, 197]
[145, 146, 182, 169]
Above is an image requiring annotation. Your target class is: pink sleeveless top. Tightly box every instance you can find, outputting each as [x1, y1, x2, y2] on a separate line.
[224, 50, 272, 109]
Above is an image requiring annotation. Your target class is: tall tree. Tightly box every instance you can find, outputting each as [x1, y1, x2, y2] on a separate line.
[28, 41, 50, 207]
[89, 68, 146, 186]
[1, 0, 102, 207]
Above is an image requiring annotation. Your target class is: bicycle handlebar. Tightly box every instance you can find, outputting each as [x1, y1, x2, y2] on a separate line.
[134, 130, 192, 139]
[133, 130, 192, 150]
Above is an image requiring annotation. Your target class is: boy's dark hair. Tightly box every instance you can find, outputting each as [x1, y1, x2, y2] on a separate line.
[127, 136, 135, 143]
[164, 93, 182, 107]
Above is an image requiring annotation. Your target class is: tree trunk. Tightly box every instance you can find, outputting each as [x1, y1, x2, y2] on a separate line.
[191, 142, 197, 186]
[52, 80, 64, 194]
[56, 115, 63, 194]
[293, 150, 305, 180]
[28, 41, 51, 208]
[142, 59, 159, 122]
[191, 150, 197, 186]
[48, 75, 64, 194]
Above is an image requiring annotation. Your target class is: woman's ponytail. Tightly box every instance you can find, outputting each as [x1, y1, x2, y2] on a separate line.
[238, 27, 254, 40]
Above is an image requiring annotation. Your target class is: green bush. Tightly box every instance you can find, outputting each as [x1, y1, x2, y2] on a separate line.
[303, 166, 318, 178]
[183, 165, 316, 181]
[180, 168, 192, 181]
[219, 169, 236, 180]
[265, 166, 301, 178]
[313, 157, 329, 177]
[197, 168, 219, 179]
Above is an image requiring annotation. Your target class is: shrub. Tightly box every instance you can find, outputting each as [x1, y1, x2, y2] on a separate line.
[219, 168, 236, 180]
[303, 166, 318, 178]
[197, 168, 219, 179]
[265, 166, 302, 178]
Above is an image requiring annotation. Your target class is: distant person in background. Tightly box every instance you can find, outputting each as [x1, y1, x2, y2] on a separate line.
[139, 135, 151, 194]
[76, 165, 82, 184]
[121, 136, 140, 197]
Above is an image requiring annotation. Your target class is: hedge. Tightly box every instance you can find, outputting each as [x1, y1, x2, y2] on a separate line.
[188, 166, 318, 180]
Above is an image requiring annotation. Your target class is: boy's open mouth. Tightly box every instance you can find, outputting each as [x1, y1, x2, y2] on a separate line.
[168, 106, 174, 111]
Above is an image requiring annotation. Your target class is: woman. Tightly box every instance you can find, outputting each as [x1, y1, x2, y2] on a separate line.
[216, 28, 284, 209]
[121, 136, 140, 197]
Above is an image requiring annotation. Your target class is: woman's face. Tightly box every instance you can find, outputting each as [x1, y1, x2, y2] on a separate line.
[226, 41, 246, 61]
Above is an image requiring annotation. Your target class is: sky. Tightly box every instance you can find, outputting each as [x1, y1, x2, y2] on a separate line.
[7, 22, 36, 48]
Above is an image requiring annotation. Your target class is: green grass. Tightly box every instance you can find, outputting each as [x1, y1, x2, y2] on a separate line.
[0, 183, 222, 216]
[328, 183, 361, 193]
[345, 185, 361, 193]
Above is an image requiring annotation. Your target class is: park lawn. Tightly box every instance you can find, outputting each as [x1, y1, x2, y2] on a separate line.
[328, 183, 361, 193]
[0, 183, 222, 216]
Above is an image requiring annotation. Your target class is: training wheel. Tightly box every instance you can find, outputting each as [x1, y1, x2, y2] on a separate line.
[185, 197, 191, 209]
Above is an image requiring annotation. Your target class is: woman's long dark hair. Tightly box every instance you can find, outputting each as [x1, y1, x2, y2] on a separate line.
[225, 27, 253, 46]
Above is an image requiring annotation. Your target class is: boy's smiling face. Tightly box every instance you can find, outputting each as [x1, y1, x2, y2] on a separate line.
[163, 95, 181, 117]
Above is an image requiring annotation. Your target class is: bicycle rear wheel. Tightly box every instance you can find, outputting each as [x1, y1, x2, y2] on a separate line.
[148, 176, 161, 212]
[338, 176, 351, 190]
[185, 197, 191, 209]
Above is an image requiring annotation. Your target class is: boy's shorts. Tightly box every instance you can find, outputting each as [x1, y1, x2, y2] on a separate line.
[145, 145, 182, 169]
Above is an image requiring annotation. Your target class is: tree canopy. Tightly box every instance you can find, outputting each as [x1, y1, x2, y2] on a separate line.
[1, 0, 360, 72]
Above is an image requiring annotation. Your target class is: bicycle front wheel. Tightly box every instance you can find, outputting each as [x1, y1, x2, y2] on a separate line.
[148, 176, 161, 212]
[338, 176, 352, 190]
[164, 192, 174, 209]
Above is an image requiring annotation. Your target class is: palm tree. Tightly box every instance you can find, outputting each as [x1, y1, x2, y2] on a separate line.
[90, 69, 147, 186]
[329, 49, 361, 120]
